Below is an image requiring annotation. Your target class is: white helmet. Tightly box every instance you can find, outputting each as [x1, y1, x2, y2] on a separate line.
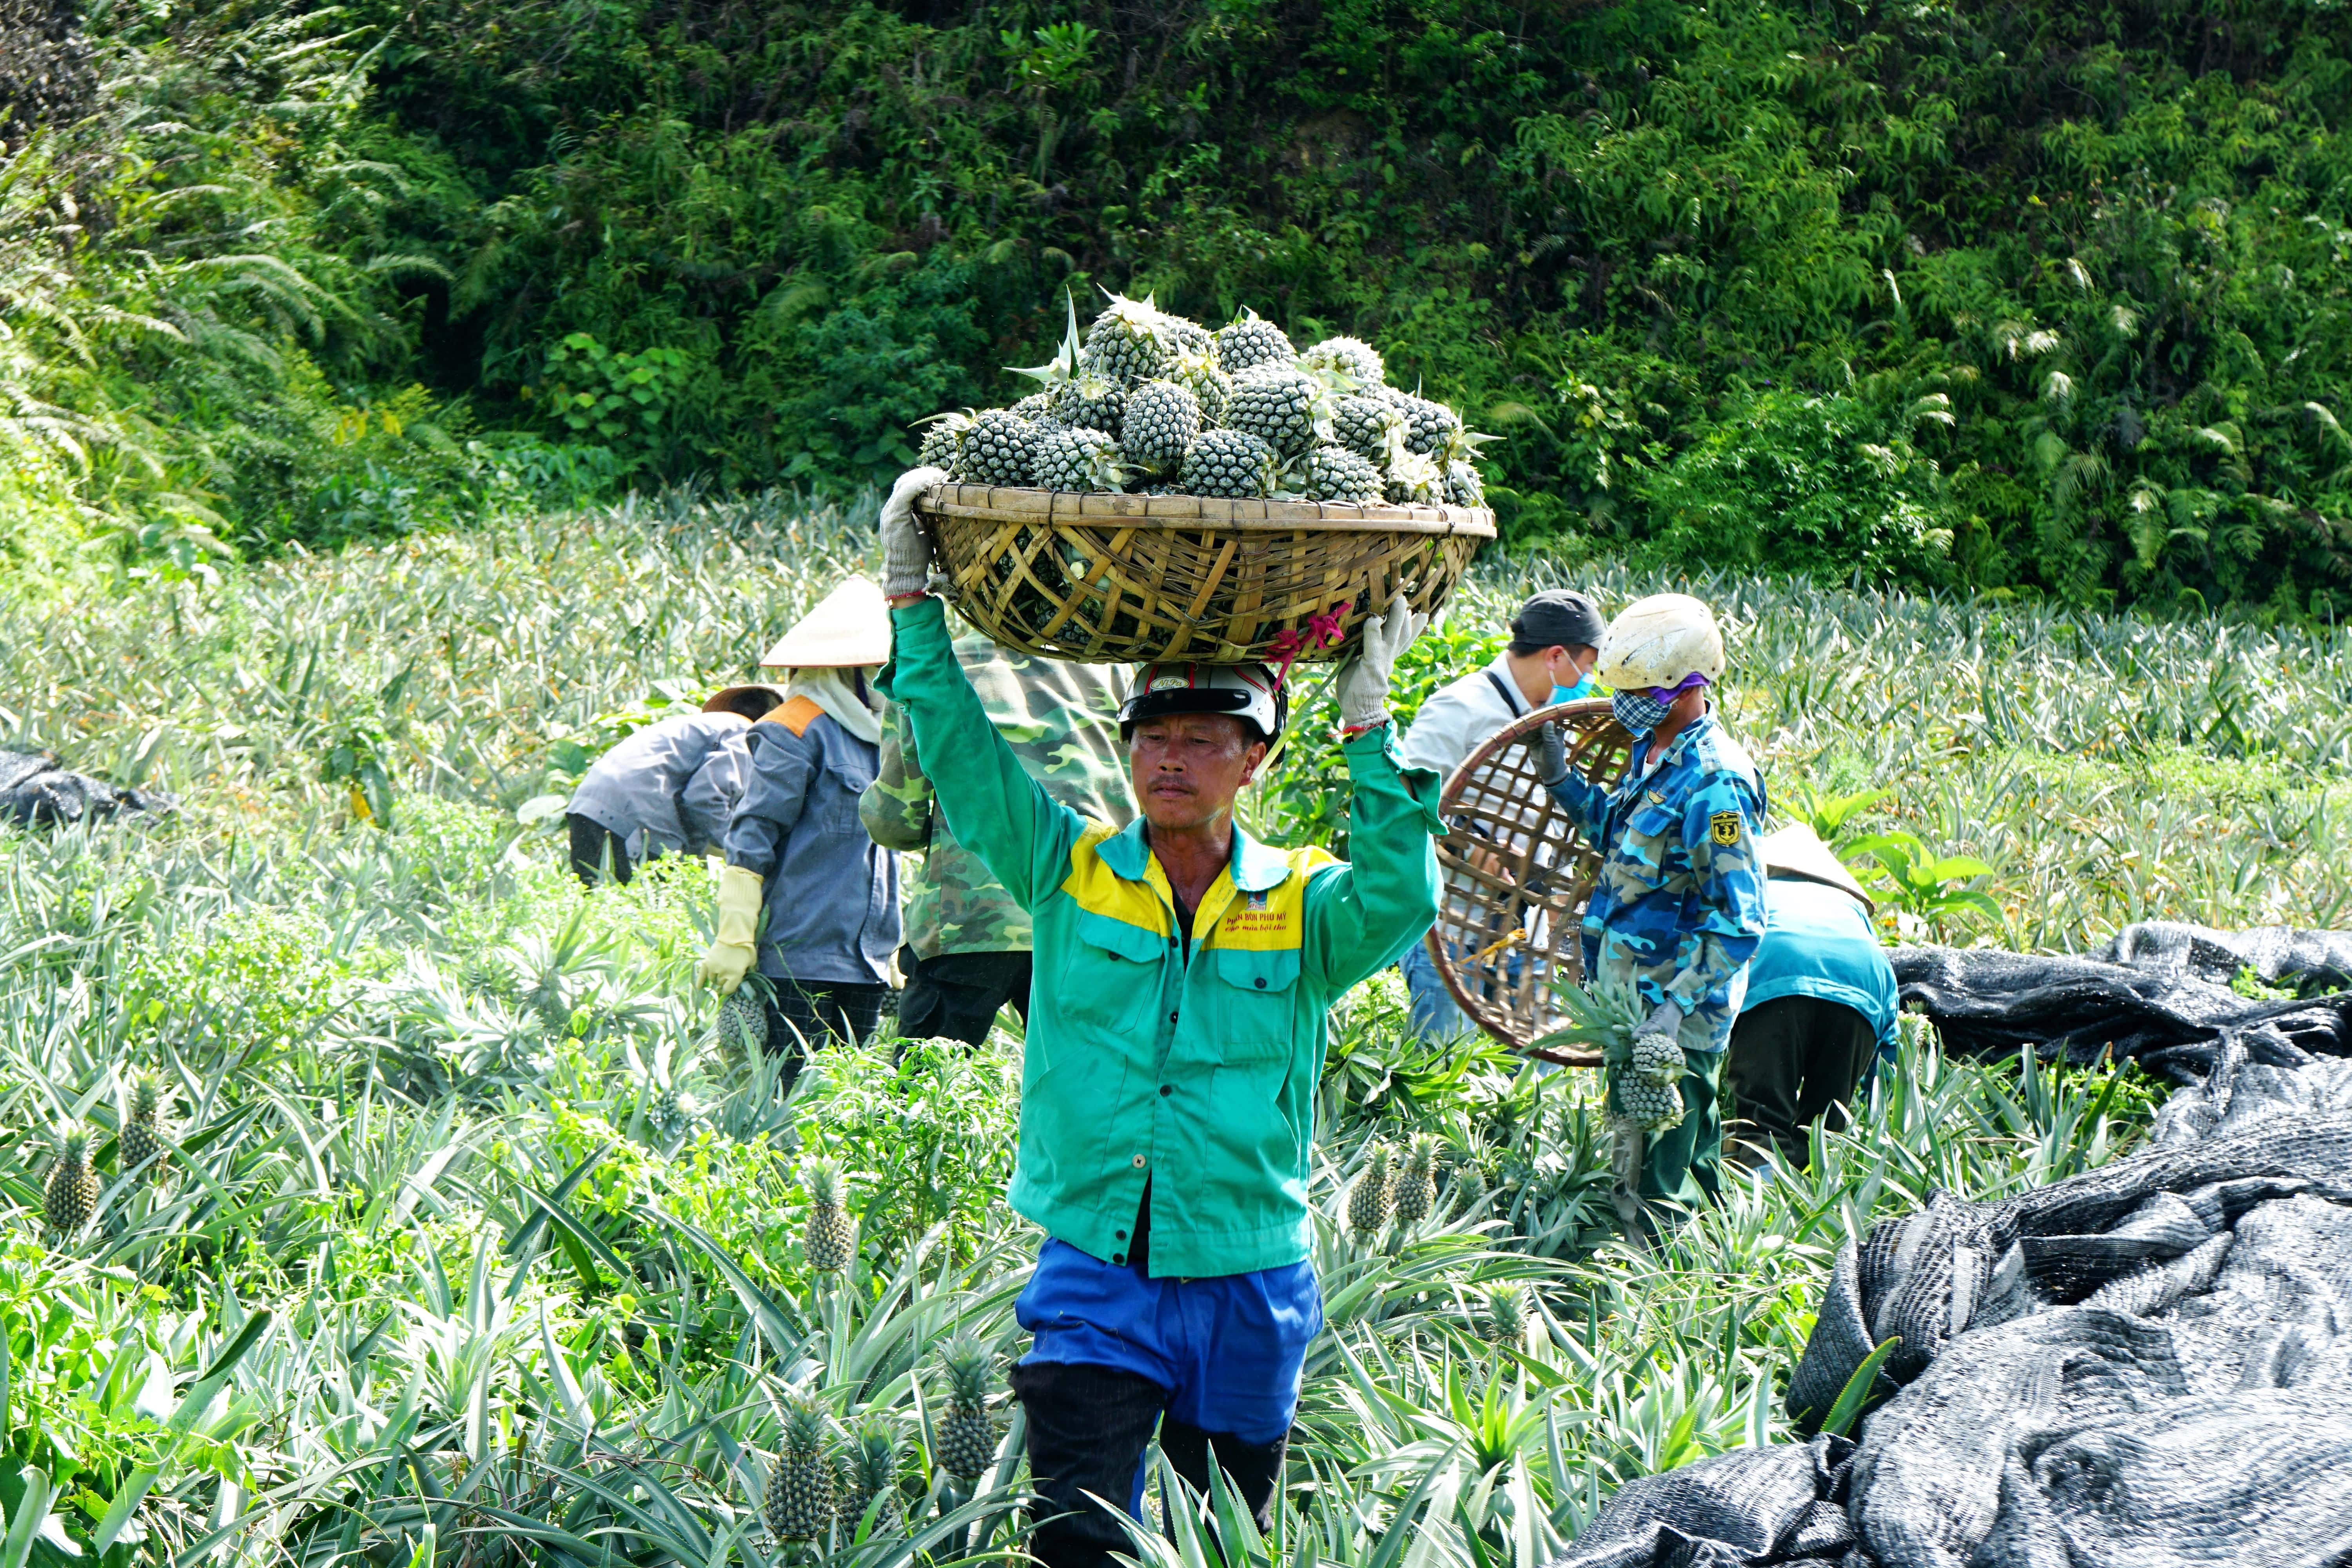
[1595, 593, 1725, 692]
[1120, 662, 1285, 743]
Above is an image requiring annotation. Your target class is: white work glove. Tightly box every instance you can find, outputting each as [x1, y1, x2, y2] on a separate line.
[880, 466, 948, 599]
[1633, 998, 1685, 1044]
[696, 864, 766, 994]
[1335, 595, 1428, 731]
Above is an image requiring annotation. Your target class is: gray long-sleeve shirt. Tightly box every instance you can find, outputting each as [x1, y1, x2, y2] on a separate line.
[1398, 652, 1533, 783]
[567, 712, 753, 858]
[722, 696, 900, 986]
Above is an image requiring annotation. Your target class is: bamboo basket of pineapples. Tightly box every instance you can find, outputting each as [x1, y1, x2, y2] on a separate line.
[913, 293, 1495, 664]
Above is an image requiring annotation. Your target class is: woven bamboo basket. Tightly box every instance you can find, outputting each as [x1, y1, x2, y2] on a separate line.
[1428, 700, 1635, 1066]
[915, 483, 1495, 664]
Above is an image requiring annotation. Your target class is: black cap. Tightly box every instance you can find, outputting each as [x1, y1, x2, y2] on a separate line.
[1510, 589, 1606, 652]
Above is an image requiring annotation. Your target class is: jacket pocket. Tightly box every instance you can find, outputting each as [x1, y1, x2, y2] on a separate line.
[1056, 911, 1165, 1033]
[1609, 802, 1681, 894]
[1214, 947, 1302, 1063]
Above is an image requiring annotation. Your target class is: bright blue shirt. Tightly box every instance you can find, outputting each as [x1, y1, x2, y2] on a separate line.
[1744, 876, 1900, 1060]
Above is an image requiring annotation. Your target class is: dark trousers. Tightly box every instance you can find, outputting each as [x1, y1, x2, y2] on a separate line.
[1724, 995, 1879, 1167]
[898, 949, 1032, 1045]
[762, 980, 888, 1094]
[566, 813, 633, 886]
[1010, 1362, 1288, 1568]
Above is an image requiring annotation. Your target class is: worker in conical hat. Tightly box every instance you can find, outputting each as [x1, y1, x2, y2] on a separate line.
[697, 575, 901, 1081]
[1723, 824, 1899, 1169]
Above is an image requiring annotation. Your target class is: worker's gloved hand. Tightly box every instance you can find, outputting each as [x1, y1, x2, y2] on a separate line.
[1632, 998, 1685, 1043]
[1336, 595, 1429, 731]
[880, 466, 949, 599]
[696, 864, 766, 993]
[1534, 720, 1569, 788]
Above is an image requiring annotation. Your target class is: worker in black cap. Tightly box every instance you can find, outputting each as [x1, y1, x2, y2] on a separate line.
[1396, 588, 1607, 1038]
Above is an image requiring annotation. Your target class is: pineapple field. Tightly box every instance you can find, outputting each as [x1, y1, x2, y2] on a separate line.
[12, 487, 2352, 1568]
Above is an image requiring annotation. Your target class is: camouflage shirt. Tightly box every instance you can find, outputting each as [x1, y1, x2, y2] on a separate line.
[860, 633, 1132, 959]
[1550, 711, 1768, 1054]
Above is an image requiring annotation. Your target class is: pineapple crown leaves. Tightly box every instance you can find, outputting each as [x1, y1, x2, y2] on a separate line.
[935, 1335, 997, 1403]
[56, 1126, 91, 1165]
[1007, 290, 1084, 389]
[801, 1155, 848, 1207]
[1529, 978, 1648, 1064]
[780, 1394, 834, 1453]
[129, 1072, 163, 1120]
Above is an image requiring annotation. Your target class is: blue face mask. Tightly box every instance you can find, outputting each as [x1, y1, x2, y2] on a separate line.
[1550, 671, 1595, 705]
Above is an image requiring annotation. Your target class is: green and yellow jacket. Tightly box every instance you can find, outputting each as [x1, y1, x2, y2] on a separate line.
[879, 596, 1444, 1277]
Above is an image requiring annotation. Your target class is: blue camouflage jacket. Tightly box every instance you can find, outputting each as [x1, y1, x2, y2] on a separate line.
[1550, 711, 1768, 1054]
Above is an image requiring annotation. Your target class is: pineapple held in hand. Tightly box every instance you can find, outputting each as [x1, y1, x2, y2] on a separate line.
[933, 1337, 998, 1479]
[45, 1127, 98, 1236]
[1533, 979, 1687, 1135]
[764, 1397, 835, 1542]
[802, 1157, 856, 1275]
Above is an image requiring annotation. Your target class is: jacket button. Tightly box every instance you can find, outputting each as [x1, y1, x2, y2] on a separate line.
[1112, 1254, 1125, 1265]
[1254, 977, 1267, 988]
[1160, 1084, 1172, 1096]
[1115, 1229, 1127, 1240]
[1132, 1153, 1148, 1168]
[1169, 1011, 1178, 1024]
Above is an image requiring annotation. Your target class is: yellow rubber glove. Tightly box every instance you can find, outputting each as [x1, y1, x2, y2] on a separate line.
[696, 864, 765, 993]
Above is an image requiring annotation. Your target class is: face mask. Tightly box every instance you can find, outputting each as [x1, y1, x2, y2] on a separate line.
[1550, 671, 1595, 705]
[1612, 688, 1675, 736]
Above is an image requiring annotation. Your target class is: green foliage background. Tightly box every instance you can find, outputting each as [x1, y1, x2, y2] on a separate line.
[7, 0, 2352, 608]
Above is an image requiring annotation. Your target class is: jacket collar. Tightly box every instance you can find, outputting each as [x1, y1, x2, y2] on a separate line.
[1100, 815, 1290, 892]
[1632, 709, 1716, 779]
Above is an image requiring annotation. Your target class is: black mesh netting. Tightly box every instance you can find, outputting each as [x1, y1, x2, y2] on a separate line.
[0, 750, 172, 827]
[1549, 932, 2352, 1568]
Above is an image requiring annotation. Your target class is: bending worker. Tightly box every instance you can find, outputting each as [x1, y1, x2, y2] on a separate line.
[563, 684, 779, 886]
[1539, 593, 1767, 1207]
[1725, 825, 1899, 1167]
[860, 637, 1132, 1045]
[697, 578, 900, 1072]
[1398, 588, 1607, 1038]
[875, 466, 1441, 1568]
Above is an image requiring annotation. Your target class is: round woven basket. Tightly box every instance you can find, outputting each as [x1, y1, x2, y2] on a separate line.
[916, 483, 1495, 664]
[1427, 700, 1634, 1066]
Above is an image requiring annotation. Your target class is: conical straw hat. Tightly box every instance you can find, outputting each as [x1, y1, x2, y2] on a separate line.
[1759, 823, 1874, 912]
[758, 576, 890, 669]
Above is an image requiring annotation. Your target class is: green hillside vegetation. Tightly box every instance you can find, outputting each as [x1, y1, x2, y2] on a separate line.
[7, 0, 2352, 606]
[5, 499, 2293, 1568]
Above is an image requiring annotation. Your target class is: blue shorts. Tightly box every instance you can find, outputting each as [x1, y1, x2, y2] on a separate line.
[1016, 1240, 1323, 1445]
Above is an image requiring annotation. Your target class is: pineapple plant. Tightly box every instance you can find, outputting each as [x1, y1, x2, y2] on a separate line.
[954, 410, 1039, 486]
[1225, 364, 1327, 457]
[707, 990, 768, 1065]
[933, 1338, 998, 1479]
[802, 1157, 856, 1274]
[1214, 308, 1295, 374]
[1034, 426, 1126, 492]
[1392, 1134, 1439, 1225]
[1346, 1143, 1392, 1236]
[1300, 335, 1385, 386]
[45, 1127, 98, 1236]
[1083, 291, 1170, 385]
[840, 1419, 905, 1538]
[764, 1397, 835, 1542]
[1180, 429, 1277, 499]
[122, 1072, 165, 1179]
[1480, 1283, 1530, 1347]
[1118, 379, 1201, 474]
[1303, 445, 1383, 503]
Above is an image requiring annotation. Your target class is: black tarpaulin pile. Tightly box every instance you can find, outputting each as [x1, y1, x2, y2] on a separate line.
[0, 749, 173, 827]
[1892, 921, 2352, 1073]
[1550, 956, 2352, 1567]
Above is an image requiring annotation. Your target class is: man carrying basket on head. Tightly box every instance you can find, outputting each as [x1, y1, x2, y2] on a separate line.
[874, 467, 1444, 1568]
